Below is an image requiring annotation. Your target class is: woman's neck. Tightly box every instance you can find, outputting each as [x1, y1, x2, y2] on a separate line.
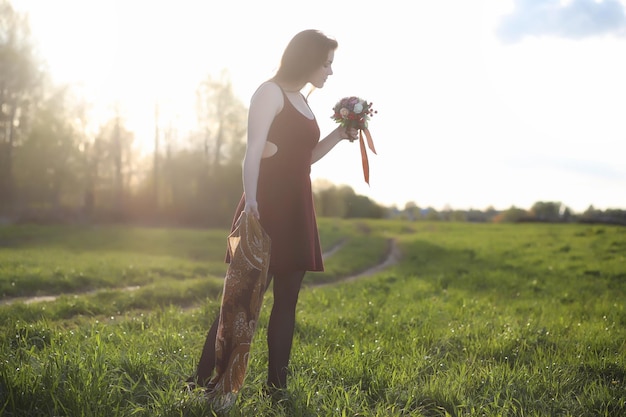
[279, 82, 305, 93]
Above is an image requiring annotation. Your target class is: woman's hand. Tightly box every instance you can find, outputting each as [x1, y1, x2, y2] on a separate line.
[244, 200, 260, 219]
[338, 126, 359, 142]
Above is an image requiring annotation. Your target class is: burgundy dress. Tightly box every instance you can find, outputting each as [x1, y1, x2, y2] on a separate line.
[227, 87, 324, 274]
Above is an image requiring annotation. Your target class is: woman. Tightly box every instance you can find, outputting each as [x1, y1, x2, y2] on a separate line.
[191, 29, 357, 395]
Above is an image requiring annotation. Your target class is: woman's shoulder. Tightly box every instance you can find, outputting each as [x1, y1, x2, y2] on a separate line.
[252, 81, 283, 100]
[250, 81, 284, 111]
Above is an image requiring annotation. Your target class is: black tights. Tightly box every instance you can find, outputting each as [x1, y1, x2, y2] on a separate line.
[195, 270, 306, 389]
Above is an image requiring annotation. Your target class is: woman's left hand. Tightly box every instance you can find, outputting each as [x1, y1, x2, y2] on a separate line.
[342, 127, 359, 142]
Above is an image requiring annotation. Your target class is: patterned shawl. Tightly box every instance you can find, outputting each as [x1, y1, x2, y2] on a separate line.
[206, 212, 271, 410]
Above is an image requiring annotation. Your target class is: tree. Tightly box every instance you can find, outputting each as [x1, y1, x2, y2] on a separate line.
[343, 187, 385, 218]
[493, 206, 528, 223]
[152, 101, 160, 209]
[425, 207, 440, 221]
[129, 73, 249, 226]
[583, 205, 598, 218]
[195, 70, 247, 172]
[92, 114, 135, 218]
[450, 210, 467, 222]
[14, 87, 82, 212]
[530, 201, 563, 222]
[0, 0, 42, 213]
[314, 181, 348, 218]
[191, 71, 247, 225]
[404, 201, 421, 220]
[312, 182, 385, 219]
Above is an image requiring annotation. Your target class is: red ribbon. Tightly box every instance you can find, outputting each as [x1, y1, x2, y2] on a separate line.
[359, 128, 377, 185]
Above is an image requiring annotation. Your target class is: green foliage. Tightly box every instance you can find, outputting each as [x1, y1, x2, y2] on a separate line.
[0, 0, 43, 211]
[313, 184, 386, 219]
[15, 89, 81, 206]
[1, 221, 625, 416]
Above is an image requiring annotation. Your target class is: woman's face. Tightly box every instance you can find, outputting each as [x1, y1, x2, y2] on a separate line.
[309, 49, 334, 89]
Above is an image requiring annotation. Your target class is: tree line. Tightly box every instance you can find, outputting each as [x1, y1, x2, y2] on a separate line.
[0, 1, 384, 228]
[396, 201, 626, 226]
[1, 2, 621, 228]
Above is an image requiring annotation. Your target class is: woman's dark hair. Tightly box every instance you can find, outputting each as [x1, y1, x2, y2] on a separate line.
[273, 30, 338, 84]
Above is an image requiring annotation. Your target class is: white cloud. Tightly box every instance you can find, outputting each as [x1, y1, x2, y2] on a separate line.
[497, 0, 626, 42]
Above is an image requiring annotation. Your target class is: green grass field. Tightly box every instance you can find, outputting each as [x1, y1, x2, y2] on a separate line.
[1, 220, 624, 416]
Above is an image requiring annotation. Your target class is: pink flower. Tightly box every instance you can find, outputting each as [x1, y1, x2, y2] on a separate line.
[331, 96, 376, 129]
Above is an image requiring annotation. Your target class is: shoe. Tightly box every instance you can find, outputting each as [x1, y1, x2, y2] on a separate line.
[262, 384, 289, 404]
[183, 376, 205, 394]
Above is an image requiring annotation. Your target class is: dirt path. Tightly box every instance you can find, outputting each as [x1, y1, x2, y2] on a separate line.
[312, 238, 401, 287]
[0, 286, 141, 307]
[1, 239, 401, 306]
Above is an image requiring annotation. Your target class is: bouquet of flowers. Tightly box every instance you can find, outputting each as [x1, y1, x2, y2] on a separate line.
[331, 96, 377, 184]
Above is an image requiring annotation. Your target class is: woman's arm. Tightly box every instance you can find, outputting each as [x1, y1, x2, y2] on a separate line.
[311, 126, 358, 164]
[242, 83, 283, 218]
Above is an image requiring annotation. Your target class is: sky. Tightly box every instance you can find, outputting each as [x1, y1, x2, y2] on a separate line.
[10, 0, 626, 212]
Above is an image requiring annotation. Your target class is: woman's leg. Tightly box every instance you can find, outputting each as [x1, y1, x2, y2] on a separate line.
[194, 314, 220, 386]
[266, 269, 306, 389]
[194, 270, 274, 387]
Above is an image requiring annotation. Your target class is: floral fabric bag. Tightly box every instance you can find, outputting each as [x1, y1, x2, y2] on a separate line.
[205, 212, 271, 410]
